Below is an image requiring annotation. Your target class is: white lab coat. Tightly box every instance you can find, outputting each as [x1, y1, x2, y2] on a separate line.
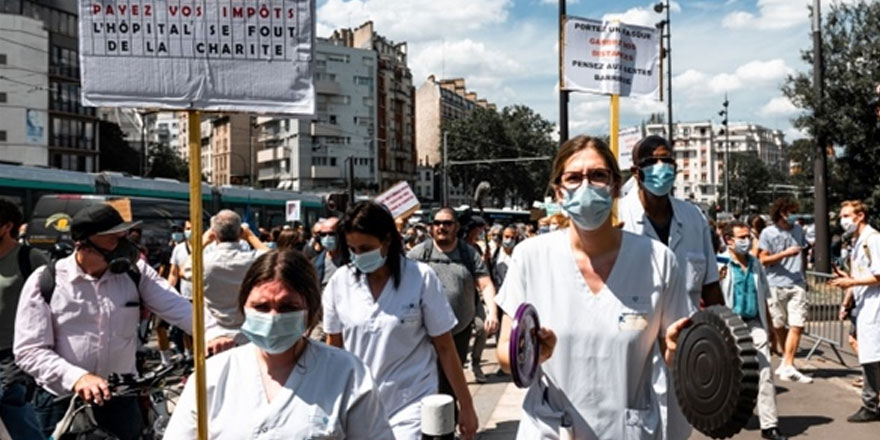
[163, 343, 392, 439]
[618, 190, 718, 440]
[495, 230, 692, 439]
[323, 257, 457, 439]
[851, 226, 880, 365]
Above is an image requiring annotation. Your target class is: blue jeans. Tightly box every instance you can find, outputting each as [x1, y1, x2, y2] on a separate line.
[0, 382, 45, 440]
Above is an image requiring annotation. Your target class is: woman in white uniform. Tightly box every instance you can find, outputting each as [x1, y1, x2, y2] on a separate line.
[164, 250, 392, 439]
[324, 201, 478, 439]
[495, 135, 694, 439]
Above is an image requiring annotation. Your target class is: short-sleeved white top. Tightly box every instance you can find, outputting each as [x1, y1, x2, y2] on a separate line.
[170, 241, 192, 299]
[323, 257, 457, 419]
[163, 342, 392, 439]
[495, 230, 692, 440]
[851, 225, 880, 364]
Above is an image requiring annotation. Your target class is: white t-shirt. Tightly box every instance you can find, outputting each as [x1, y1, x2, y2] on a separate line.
[170, 241, 192, 299]
[163, 343, 391, 439]
[322, 257, 457, 438]
[851, 225, 880, 365]
[495, 230, 692, 440]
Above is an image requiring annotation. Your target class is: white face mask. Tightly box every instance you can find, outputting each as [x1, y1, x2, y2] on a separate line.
[841, 217, 857, 234]
[733, 237, 752, 255]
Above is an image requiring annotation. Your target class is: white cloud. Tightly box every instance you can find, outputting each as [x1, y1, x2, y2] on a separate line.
[674, 59, 792, 95]
[760, 96, 800, 117]
[316, 0, 512, 40]
[722, 0, 861, 31]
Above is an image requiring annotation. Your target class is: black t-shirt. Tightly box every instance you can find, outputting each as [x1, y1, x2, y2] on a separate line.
[648, 215, 672, 246]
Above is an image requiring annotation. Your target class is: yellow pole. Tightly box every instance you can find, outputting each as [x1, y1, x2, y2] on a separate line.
[187, 110, 208, 440]
[610, 94, 620, 222]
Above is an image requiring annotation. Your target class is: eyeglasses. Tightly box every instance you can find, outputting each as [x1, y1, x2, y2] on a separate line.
[433, 220, 455, 227]
[637, 156, 675, 168]
[558, 169, 613, 191]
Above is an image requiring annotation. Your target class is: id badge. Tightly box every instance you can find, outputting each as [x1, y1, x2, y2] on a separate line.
[619, 312, 649, 331]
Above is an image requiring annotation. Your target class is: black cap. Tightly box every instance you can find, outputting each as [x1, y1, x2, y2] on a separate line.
[71, 204, 141, 241]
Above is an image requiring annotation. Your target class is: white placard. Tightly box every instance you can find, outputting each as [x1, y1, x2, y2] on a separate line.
[563, 17, 660, 98]
[618, 126, 644, 170]
[79, 1, 315, 114]
[286, 200, 301, 222]
[374, 182, 421, 220]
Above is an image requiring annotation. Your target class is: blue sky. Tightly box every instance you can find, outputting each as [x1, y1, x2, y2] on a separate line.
[315, 0, 860, 142]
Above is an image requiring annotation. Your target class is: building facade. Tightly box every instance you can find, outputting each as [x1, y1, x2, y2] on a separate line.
[0, 13, 48, 166]
[2, 1, 99, 172]
[645, 121, 787, 207]
[330, 22, 416, 192]
[256, 39, 377, 192]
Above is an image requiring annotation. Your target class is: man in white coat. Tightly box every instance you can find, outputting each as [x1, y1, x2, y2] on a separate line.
[830, 200, 880, 423]
[720, 221, 787, 440]
[619, 135, 725, 440]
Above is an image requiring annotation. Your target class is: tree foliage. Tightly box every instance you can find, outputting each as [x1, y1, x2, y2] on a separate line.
[722, 152, 788, 213]
[98, 121, 141, 175]
[445, 105, 557, 206]
[147, 142, 190, 181]
[782, 1, 880, 209]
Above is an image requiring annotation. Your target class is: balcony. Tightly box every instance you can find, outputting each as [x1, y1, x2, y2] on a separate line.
[257, 147, 289, 164]
[315, 79, 343, 95]
[311, 122, 348, 137]
[311, 166, 341, 179]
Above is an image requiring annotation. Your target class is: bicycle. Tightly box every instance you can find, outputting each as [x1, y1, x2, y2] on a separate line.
[49, 355, 192, 440]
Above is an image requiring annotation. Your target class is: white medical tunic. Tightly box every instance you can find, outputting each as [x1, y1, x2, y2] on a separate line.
[495, 231, 692, 440]
[163, 342, 392, 439]
[851, 226, 880, 365]
[323, 257, 458, 439]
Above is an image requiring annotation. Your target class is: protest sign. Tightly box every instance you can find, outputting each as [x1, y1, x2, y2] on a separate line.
[375, 182, 420, 220]
[79, 0, 315, 114]
[562, 17, 660, 98]
[618, 126, 644, 170]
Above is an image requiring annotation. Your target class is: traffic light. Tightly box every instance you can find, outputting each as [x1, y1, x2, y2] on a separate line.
[326, 192, 349, 214]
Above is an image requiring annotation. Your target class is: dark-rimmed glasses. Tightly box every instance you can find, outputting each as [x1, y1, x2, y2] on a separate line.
[558, 169, 613, 191]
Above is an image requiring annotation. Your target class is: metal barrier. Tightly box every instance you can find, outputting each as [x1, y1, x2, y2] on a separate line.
[802, 271, 855, 366]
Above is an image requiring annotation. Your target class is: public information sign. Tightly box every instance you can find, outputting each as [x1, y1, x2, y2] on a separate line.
[285, 200, 301, 222]
[374, 182, 420, 220]
[79, 0, 315, 114]
[562, 17, 660, 98]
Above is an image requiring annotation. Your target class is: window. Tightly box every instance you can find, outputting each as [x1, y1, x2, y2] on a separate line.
[0, 130, 6, 141]
[330, 157, 337, 166]
[0, 92, 5, 103]
[0, 54, 5, 65]
[329, 115, 336, 124]
[354, 76, 372, 86]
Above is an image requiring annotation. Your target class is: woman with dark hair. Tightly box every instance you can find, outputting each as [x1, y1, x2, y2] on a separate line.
[323, 201, 478, 439]
[164, 250, 391, 439]
[495, 135, 693, 438]
[274, 228, 301, 251]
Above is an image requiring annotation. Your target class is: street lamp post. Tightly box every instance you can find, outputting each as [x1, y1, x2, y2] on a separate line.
[655, 1, 673, 143]
[719, 96, 730, 213]
[812, 0, 831, 273]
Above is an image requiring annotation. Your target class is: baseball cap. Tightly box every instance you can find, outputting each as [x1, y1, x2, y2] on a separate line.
[71, 204, 142, 241]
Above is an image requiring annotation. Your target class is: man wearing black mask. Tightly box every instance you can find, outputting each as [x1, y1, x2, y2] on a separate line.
[14, 204, 227, 439]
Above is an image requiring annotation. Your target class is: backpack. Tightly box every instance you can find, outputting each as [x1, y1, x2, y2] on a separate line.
[412, 239, 478, 278]
[16, 244, 40, 281]
[38, 261, 141, 305]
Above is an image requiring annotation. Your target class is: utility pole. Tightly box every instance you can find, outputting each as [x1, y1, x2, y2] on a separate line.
[442, 131, 449, 206]
[558, 0, 569, 143]
[348, 156, 355, 204]
[719, 95, 730, 213]
[655, 1, 673, 144]
[812, 0, 831, 273]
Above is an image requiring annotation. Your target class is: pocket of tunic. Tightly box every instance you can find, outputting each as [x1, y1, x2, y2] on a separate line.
[624, 407, 660, 440]
[685, 253, 706, 293]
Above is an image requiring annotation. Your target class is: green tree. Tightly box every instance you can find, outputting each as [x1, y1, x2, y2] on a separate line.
[782, 1, 880, 210]
[721, 152, 783, 213]
[98, 121, 141, 175]
[147, 142, 190, 181]
[445, 105, 557, 206]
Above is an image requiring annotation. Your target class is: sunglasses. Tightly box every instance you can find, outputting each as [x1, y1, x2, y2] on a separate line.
[433, 220, 455, 227]
[637, 156, 675, 168]
[316, 232, 334, 237]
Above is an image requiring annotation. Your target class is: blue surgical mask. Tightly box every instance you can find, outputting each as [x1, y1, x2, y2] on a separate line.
[267, 242, 277, 249]
[561, 183, 613, 231]
[320, 235, 337, 252]
[539, 226, 550, 234]
[733, 237, 752, 255]
[240, 309, 307, 354]
[184, 230, 192, 240]
[352, 247, 386, 274]
[786, 214, 798, 226]
[502, 238, 516, 249]
[171, 232, 184, 243]
[641, 163, 676, 197]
